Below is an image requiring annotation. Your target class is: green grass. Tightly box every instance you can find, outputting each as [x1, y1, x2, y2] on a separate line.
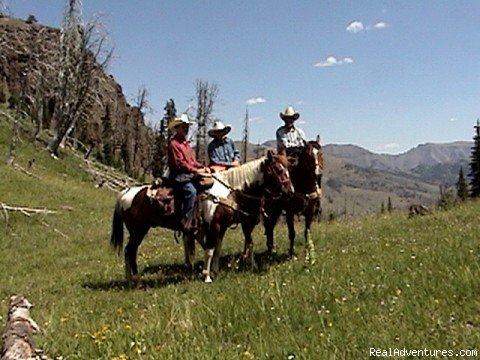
[1, 112, 479, 359]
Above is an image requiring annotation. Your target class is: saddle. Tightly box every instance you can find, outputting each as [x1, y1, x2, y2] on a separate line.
[146, 180, 175, 216]
[146, 176, 215, 233]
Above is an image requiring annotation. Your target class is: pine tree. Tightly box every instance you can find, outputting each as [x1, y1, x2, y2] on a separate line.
[387, 197, 393, 213]
[456, 166, 469, 201]
[469, 119, 480, 198]
[152, 99, 176, 178]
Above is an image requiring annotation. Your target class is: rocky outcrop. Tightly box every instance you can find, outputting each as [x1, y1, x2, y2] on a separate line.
[0, 16, 153, 176]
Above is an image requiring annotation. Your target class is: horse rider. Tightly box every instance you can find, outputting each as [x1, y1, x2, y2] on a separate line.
[276, 105, 322, 189]
[276, 105, 306, 156]
[167, 114, 210, 232]
[207, 120, 241, 172]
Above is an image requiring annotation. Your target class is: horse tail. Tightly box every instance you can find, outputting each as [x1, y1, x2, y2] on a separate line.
[110, 197, 124, 254]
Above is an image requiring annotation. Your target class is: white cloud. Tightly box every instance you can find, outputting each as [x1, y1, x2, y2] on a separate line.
[346, 21, 364, 33]
[348, 20, 389, 32]
[449, 117, 457, 122]
[373, 22, 388, 29]
[314, 56, 354, 68]
[246, 97, 266, 105]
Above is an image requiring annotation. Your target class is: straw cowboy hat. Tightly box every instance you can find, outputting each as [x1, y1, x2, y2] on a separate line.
[208, 120, 232, 137]
[279, 106, 300, 121]
[168, 113, 192, 131]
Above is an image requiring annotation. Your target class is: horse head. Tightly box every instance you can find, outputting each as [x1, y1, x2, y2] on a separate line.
[308, 137, 324, 177]
[263, 150, 294, 196]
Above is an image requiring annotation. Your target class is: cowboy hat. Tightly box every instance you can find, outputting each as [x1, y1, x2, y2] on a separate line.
[279, 106, 300, 121]
[168, 113, 192, 131]
[208, 120, 232, 137]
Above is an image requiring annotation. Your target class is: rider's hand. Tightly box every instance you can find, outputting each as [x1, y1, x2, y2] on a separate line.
[196, 167, 210, 174]
[231, 161, 240, 167]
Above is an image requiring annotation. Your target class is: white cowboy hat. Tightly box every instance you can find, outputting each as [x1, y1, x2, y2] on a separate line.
[279, 106, 300, 121]
[208, 120, 232, 137]
[168, 113, 192, 131]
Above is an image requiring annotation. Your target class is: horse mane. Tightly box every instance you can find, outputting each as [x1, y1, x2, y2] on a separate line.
[217, 157, 265, 190]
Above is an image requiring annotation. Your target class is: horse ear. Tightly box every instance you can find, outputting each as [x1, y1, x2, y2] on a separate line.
[267, 150, 274, 161]
[316, 135, 321, 144]
[302, 139, 308, 147]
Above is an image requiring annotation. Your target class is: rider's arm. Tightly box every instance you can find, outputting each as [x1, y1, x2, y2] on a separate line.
[276, 127, 287, 152]
[168, 140, 198, 173]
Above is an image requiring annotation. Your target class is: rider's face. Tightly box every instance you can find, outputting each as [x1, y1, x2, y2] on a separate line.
[177, 124, 189, 135]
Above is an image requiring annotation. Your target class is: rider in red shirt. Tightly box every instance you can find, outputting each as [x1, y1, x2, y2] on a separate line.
[167, 114, 209, 231]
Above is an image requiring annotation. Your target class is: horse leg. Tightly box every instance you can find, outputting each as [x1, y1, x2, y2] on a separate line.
[203, 248, 215, 283]
[182, 233, 195, 271]
[211, 227, 226, 275]
[242, 219, 257, 271]
[304, 203, 316, 265]
[286, 211, 296, 258]
[202, 221, 221, 283]
[125, 227, 148, 285]
[264, 206, 282, 255]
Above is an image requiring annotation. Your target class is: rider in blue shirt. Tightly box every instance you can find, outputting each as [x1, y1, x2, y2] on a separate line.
[208, 121, 240, 171]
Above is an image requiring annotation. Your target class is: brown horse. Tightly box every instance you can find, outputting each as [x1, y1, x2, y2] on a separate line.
[110, 151, 293, 283]
[264, 138, 324, 263]
[201, 151, 293, 282]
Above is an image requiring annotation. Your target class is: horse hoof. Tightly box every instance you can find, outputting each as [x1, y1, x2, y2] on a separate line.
[204, 275, 213, 283]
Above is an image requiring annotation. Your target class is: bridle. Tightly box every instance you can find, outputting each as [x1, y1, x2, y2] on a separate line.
[262, 156, 293, 196]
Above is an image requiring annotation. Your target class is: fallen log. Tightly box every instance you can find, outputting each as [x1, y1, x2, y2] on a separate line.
[1, 295, 62, 360]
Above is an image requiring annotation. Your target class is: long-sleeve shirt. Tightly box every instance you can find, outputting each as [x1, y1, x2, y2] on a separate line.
[208, 137, 240, 166]
[276, 125, 306, 151]
[168, 134, 202, 174]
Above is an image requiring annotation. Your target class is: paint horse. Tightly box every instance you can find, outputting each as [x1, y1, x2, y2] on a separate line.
[110, 151, 293, 283]
[264, 138, 324, 263]
[200, 151, 293, 282]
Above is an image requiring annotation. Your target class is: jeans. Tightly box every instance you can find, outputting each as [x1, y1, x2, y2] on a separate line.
[171, 180, 197, 220]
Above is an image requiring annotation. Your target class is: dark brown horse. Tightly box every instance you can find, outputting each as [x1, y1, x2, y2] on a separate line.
[264, 138, 324, 263]
[110, 151, 293, 283]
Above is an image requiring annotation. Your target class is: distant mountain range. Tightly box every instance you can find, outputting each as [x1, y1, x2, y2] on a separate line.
[322, 141, 471, 172]
[238, 140, 473, 217]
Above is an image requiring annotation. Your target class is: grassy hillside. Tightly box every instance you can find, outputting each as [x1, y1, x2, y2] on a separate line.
[1, 112, 479, 359]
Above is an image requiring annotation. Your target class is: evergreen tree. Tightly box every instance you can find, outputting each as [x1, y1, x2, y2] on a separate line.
[469, 119, 480, 198]
[152, 99, 176, 178]
[380, 202, 385, 214]
[387, 197, 393, 213]
[456, 166, 469, 201]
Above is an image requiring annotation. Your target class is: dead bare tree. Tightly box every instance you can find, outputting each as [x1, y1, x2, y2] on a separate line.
[192, 80, 219, 163]
[47, 0, 113, 157]
[134, 85, 152, 116]
[242, 106, 249, 163]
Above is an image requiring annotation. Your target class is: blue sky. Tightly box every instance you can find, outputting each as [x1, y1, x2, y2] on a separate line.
[6, 1, 480, 154]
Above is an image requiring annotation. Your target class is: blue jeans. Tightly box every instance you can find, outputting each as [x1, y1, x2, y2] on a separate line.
[172, 180, 197, 220]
